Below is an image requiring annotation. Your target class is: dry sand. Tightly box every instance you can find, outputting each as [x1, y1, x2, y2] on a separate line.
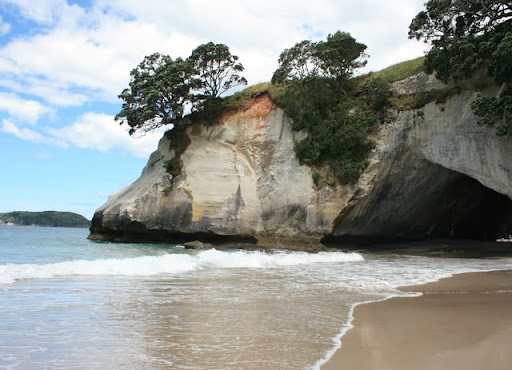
[321, 270, 512, 370]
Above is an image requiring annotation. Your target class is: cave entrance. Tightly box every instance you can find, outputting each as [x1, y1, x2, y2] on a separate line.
[436, 173, 512, 241]
[325, 161, 512, 245]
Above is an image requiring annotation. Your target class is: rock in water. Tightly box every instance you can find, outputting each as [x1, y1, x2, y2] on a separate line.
[90, 75, 512, 245]
[89, 95, 350, 245]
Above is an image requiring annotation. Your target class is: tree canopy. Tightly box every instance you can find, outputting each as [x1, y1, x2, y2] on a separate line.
[271, 31, 367, 85]
[271, 31, 379, 184]
[115, 53, 196, 135]
[116, 43, 247, 135]
[315, 31, 368, 84]
[409, 0, 512, 83]
[188, 42, 247, 99]
[271, 40, 321, 84]
[409, 0, 512, 136]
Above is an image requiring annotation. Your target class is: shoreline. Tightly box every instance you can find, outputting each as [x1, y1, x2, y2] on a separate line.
[319, 269, 512, 370]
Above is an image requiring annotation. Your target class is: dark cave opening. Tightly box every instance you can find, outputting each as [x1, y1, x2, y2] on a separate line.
[433, 174, 512, 241]
[323, 168, 512, 246]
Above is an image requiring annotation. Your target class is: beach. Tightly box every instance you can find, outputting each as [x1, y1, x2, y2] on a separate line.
[321, 270, 512, 370]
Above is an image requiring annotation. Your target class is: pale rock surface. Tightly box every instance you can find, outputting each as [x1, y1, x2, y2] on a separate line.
[90, 74, 512, 244]
[332, 75, 512, 239]
[90, 95, 352, 244]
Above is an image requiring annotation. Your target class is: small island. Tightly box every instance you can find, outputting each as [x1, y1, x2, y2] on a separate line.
[0, 211, 90, 228]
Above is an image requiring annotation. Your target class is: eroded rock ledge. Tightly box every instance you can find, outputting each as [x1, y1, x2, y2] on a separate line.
[90, 94, 352, 248]
[90, 74, 512, 247]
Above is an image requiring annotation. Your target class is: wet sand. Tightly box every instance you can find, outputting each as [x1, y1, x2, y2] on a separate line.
[321, 270, 512, 370]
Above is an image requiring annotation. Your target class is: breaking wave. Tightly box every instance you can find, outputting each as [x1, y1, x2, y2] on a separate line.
[0, 249, 363, 285]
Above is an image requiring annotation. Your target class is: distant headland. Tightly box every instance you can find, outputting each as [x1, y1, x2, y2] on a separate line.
[0, 211, 90, 228]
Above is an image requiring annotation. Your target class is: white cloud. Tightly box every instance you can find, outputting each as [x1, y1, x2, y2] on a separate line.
[1, 111, 165, 158]
[0, 92, 53, 123]
[0, 0, 428, 110]
[1, 119, 66, 147]
[0, 77, 89, 106]
[48, 112, 166, 158]
[0, 0, 69, 25]
[0, 14, 10, 36]
[0, 0, 429, 158]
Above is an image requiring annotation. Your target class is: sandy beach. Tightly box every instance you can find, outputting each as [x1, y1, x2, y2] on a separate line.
[321, 270, 512, 370]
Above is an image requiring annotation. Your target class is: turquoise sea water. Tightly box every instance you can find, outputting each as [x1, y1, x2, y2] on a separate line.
[1, 226, 511, 369]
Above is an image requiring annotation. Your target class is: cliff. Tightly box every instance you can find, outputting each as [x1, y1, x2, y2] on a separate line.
[90, 94, 354, 248]
[90, 73, 512, 246]
[331, 73, 512, 242]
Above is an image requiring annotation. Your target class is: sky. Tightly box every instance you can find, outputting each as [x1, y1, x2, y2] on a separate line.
[0, 0, 428, 219]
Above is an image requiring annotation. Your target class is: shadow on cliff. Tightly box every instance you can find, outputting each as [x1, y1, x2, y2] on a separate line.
[324, 169, 512, 254]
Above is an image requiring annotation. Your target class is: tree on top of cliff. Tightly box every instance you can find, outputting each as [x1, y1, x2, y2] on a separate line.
[271, 31, 376, 184]
[315, 31, 368, 86]
[409, 0, 512, 83]
[115, 53, 197, 135]
[271, 32, 367, 86]
[188, 42, 247, 100]
[271, 40, 321, 84]
[116, 44, 247, 135]
[409, 0, 512, 136]
[271, 31, 368, 129]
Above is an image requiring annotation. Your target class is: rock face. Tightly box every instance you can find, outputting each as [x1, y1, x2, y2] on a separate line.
[90, 95, 353, 245]
[90, 74, 512, 245]
[331, 73, 512, 241]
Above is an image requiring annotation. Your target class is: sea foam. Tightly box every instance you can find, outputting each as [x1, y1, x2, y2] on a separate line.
[0, 249, 363, 285]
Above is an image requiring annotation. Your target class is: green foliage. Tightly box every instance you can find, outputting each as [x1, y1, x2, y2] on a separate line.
[325, 173, 337, 187]
[0, 211, 90, 228]
[115, 53, 196, 135]
[188, 42, 247, 99]
[165, 124, 191, 155]
[409, 1, 512, 83]
[471, 87, 512, 136]
[315, 31, 368, 84]
[359, 77, 391, 112]
[271, 31, 378, 184]
[116, 43, 247, 135]
[271, 40, 320, 84]
[358, 57, 425, 85]
[312, 170, 321, 186]
[280, 76, 343, 130]
[195, 97, 227, 125]
[489, 30, 512, 84]
[409, 1, 512, 135]
[271, 32, 367, 86]
[164, 156, 183, 178]
[294, 99, 377, 184]
[163, 124, 191, 177]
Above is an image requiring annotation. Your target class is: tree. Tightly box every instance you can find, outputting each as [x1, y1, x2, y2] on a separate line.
[116, 42, 249, 135]
[409, 0, 512, 82]
[471, 87, 512, 136]
[271, 32, 367, 86]
[271, 32, 376, 184]
[409, 1, 512, 136]
[115, 53, 197, 135]
[188, 42, 247, 99]
[315, 31, 368, 85]
[271, 40, 321, 84]
[271, 31, 368, 128]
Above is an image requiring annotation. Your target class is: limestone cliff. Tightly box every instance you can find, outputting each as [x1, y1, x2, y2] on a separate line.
[90, 95, 354, 246]
[331, 73, 512, 241]
[90, 74, 512, 245]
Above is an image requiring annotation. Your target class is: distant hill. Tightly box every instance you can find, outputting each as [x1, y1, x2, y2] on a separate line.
[0, 211, 90, 228]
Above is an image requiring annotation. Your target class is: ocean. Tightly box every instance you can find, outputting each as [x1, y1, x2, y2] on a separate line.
[1, 226, 511, 369]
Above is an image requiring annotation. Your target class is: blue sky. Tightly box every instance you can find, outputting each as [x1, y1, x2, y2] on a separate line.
[0, 0, 426, 219]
